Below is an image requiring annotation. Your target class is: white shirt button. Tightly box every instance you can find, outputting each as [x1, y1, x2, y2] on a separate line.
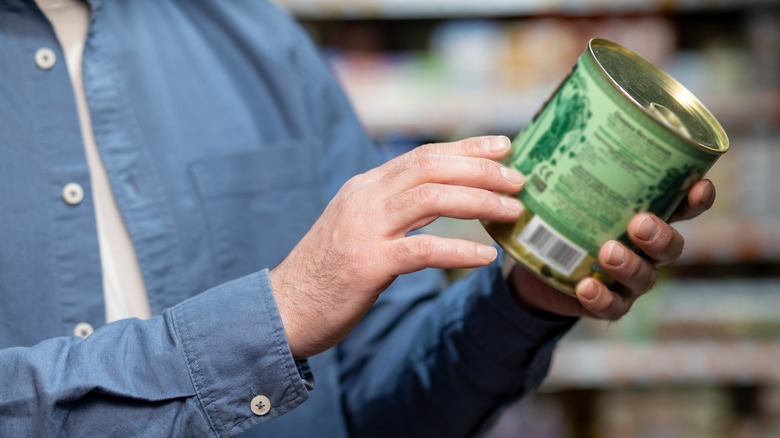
[250, 395, 271, 416]
[73, 322, 94, 338]
[35, 47, 57, 70]
[62, 182, 84, 205]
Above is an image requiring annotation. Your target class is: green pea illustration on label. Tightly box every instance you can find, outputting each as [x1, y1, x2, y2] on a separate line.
[484, 38, 728, 295]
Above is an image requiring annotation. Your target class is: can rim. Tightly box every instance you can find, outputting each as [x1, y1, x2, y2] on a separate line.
[587, 38, 729, 155]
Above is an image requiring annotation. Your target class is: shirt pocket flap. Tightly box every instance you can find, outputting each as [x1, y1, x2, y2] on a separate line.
[189, 141, 320, 199]
[187, 140, 324, 282]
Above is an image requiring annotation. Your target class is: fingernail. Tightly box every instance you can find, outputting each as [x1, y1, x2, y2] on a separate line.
[606, 241, 626, 266]
[477, 245, 498, 262]
[500, 166, 525, 185]
[634, 214, 658, 241]
[577, 278, 598, 301]
[500, 196, 522, 213]
[486, 136, 511, 153]
[699, 181, 715, 206]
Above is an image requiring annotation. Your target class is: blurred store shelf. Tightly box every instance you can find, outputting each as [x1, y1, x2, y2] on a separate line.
[338, 80, 778, 139]
[543, 278, 780, 388]
[276, 0, 778, 19]
[545, 339, 780, 388]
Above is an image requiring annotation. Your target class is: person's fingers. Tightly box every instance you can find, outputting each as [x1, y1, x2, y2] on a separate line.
[378, 151, 524, 196]
[385, 234, 498, 274]
[597, 240, 659, 297]
[417, 135, 513, 161]
[574, 277, 631, 320]
[626, 213, 685, 266]
[361, 136, 514, 185]
[383, 184, 522, 234]
[668, 179, 715, 223]
[574, 211, 688, 321]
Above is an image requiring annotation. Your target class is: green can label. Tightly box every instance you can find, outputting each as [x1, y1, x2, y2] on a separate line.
[485, 40, 725, 295]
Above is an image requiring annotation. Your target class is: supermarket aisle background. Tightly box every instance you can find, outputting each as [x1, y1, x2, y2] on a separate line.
[276, 1, 780, 436]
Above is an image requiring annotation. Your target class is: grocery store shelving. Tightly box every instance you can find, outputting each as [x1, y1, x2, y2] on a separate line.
[276, 0, 778, 19]
[333, 76, 778, 139]
[545, 278, 780, 388]
[545, 339, 780, 389]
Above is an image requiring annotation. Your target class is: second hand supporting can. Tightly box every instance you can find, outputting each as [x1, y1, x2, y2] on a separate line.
[483, 38, 729, 296]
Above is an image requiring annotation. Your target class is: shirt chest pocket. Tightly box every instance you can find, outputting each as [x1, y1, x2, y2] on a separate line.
[189, 141, 325, 283]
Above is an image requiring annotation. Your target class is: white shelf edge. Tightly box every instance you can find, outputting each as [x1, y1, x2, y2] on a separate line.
[542, 339, 780, 389]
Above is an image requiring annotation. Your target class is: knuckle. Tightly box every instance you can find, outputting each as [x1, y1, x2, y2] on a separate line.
[476, 136, 493, 152]
[656, 224, 676, 247]
[330, 197, 349, 216]
[333, 190, 362, 216]
[416, 142, 437, 153]
[590, 300, 617, 320]
[403, 235, 435, 262]
[650, 228, 684, 265]
[485, 193, 508, 216]
[668, 231, 685, 259]
[383, 154, 412, 182]
[342, 190, 361, 209]
[385, 189, 418, 213]
[414, 184, 439, 208]
[461, 137, 484, 155]
[606, 305, 629, 322]
[344, 246, 372, 277]
[415, 151, 439, 173]
[411, 143, 441, 160]
[636, 267, 658, 293]
[664, 241, 684, 264]
[475, 158, 496, 177]
[602, 298, 632, 322]
[341, 174, 365, 192]
[622, 256, 643, 278]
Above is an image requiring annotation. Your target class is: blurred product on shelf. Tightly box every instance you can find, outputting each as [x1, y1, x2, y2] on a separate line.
[546, 339, 780, 388]
[595, 387, 730, 438]
[652, 279, 780, 339]
[483, 393, 570, 438]
[428, 20, 506, 91]
[313, 14, 777, 138]
[569, 278, 780, 342]
[745, 10, 780, 89]
[674, 134, 780, 264]
[336, 17, 674, 134]
[484, 385, 780, 438]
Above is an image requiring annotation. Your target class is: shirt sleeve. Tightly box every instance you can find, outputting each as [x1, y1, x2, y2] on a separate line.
[338, 251, 578, 438]
[0, 270, 309, 437]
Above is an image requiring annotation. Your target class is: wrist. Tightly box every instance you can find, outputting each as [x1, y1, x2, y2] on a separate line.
[268, 266, 306, 360]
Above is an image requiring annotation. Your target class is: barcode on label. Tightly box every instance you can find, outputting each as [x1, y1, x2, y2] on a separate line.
[517, 216, 587, 276]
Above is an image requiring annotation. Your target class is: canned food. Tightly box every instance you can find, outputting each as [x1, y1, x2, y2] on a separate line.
[483, 38, 729, 295]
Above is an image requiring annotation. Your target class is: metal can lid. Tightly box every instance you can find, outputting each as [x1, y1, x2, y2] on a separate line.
[587, 38, 729, 155]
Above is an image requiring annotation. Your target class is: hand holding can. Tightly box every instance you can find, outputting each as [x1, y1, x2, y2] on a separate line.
[484, 38, 729, 296]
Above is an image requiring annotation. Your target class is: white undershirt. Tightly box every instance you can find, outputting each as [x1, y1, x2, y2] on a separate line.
[36, 0, 151, 322]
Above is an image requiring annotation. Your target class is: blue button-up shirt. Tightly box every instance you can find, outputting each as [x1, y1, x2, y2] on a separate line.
[0, 1, 576, 436]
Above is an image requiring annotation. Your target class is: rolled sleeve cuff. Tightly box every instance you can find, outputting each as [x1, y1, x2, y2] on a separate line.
[169, 269, 309, 437]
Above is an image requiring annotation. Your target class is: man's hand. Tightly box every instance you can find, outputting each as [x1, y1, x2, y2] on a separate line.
[270, 136, 524, 359]
[509, 179, 716, 320]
